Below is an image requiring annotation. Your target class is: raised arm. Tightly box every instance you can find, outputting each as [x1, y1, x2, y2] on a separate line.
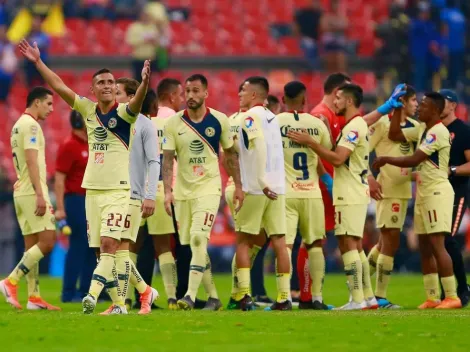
[128, 60, 151, 115]
[388, 108, 407, 142]
[19, 39, 76, 107]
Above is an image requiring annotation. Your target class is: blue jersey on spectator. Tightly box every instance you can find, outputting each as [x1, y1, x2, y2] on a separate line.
[441, 8, 466, 52]
[409, 19, 439, 59]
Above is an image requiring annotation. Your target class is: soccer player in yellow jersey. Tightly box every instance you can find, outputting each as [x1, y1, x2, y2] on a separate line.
[162, 74, 243, 310]
[18, 39, 151, 314]
[0, 87, 60, 311]
[277, 81, 332, 310]
[289, 83, 372, 310]
[367, 85, 419, 308]
[374, 92, 461, 309]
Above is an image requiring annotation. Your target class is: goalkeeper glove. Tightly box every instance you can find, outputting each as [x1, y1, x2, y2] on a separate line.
[377, 83, 407, 115]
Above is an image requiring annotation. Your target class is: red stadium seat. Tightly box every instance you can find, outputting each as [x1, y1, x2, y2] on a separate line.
[351, 72, 377, 93]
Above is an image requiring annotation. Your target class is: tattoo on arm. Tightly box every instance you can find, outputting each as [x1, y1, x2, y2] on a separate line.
[224, 146, 242, 187]
[162, 150, 175, 194]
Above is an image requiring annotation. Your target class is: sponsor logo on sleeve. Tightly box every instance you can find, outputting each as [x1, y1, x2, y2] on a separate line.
[345, 130, 359, 143]
[30, 125, 38, 134]
[425, 133, 436, 144]
[30, 136, 37, 144]
[244, 117, 254, 128]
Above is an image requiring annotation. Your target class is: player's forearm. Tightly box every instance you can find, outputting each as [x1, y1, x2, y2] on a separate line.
[388, 109, 406, 142]
[384, 156, 419, 168]
[145, 160, 159, 200]
[253, 138, 269, 189]
[223, 147, 242, 187]
[454, 163, 470, 176]
[35, 59, 75, 107]
[307, 140, 342, 167]
[54, 176, 65, 211]
[363, 110, 382, 127]
[26, 159, 43, 196]
[129, 79, 149, 115]
[162, 150, 175, 194]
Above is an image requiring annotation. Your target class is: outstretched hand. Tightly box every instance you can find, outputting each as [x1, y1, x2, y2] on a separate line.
[18, 39, 40, 63]
[372, 157, 387, 170]
[141, 60, 151, 83]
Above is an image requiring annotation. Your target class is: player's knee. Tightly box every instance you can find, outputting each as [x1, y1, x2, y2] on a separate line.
[100, 237, 120, 254]
[190, 232, 207, 250]
[38, 230, 56, 254]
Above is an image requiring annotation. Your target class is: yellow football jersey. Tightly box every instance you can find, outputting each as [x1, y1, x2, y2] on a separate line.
[73, 95, 138, 190]
[225, 111, 244, 188]
[369, 115, 420, 199]
[277, 111, 331, 198]
[333, 115, 370, 205]
[416, 122, 454, 203]
[11, 114, 48, 197]
[163, 108, 233, 200]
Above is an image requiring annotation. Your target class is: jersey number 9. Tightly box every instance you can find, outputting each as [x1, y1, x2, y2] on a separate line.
[293, 152, 309, 180]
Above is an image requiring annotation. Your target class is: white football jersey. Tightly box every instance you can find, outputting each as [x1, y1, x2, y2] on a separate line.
[237, 105, 285, 195]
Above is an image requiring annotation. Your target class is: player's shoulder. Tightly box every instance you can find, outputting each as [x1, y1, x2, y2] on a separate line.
[433, 122, 450, 136]
[403, 117, 420, 129]
[208, 107, 228, 120]
[166, 110, 184, 124]
[370, 115, 389, 129]
[17, 114, 40, 130]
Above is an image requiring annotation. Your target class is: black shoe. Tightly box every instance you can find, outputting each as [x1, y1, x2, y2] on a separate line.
[291, 296, 300, 303]
[195, 298, 207, 309]
[459, 290, 470, 308]
[202, 297, 223, 311]
[267, 300, 292, 311]
[226, 297, 241, 310]
[177, 295, 195, 310]
[125, 298, 132, 311]
[240, 294, 256, 311]
[312, 300, 329, 310]
[299, 300, 315, 310]
[254, 295, 274, 305]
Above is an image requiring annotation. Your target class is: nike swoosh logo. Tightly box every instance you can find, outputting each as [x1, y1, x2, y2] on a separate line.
[267, 117, 275, 123]
[178, 132, 186, 135]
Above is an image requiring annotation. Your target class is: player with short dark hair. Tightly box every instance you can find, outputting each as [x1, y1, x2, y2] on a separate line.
[0, 87, 60, 311]
[278, 81, 332, 310]
[266, 94, 281, 114]
[289, 83, 373, 310]
[18, 39, 151, 314]
[366, 85, 419, 308]
[162, 74, 243, 311]
[375, 92, 461, 309]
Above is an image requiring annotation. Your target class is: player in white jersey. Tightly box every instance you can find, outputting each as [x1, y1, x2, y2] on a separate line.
[233, 76, 291, 311]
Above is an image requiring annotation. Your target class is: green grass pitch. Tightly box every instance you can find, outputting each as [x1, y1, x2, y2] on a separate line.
[0, 274, 469, 352]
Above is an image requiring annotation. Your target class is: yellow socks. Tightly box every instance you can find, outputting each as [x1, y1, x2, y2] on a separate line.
[367, 245, 380, 276]
[126, 252, 138, 301]
[359, 250, 374, 300]
[307, 247, 325, 302]
[129, 260, 148, 294]
[342, 250, 364, 303]
[423, 273, 440, 301]
[202, 254, 218, 299]
[376, 254, 394, 298]
[186, 236, 207, 301]
[115, 250, 131, 299]
[235, 268, 250, 300]
[276, 273, 290, 303]
[286, 247, 293, 278]
[107, 262, 124, 306]
[89, 253, 114, 301]
[8, 245, 44, 285]
[441, 276, 457, 299]
[159, 251, 177, 300]
[26, 262, 40, 298]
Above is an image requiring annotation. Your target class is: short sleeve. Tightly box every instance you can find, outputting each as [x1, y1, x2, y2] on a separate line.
[56, 141, 74, 174]
[419, 128, 442, 156]
[73, 95, 95, 117]
[337, 120, 361, 152]
[23, 120, 40, 151]
[162, 118, 176, 151]
[220, 115, 234, 149]
[402, 123, 420, 142]
[242, 113, 263, 141]
[368, 118, 385, 152]
[117, 103, 138, 124]
[319, 122, 333, 150]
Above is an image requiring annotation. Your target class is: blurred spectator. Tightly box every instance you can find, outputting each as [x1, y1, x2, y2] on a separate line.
[0, 24, 16, 102]
[112, 0, 145, 19]
[144, 0, 170, 71]
[409, 1, 440, 93]
[0, 1, 7, 26]
[293, 0, 323, 70]
[25, 15, 50, 86]
[126, 9, 160, 81]
[321, 0, 348, 73]
[82, 0, 111, 19]
[55, 111, 96, 303]
[441, 0, 466, 89]
[145, 0, 169, 26]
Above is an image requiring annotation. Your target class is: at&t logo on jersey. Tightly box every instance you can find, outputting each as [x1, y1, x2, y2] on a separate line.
[244, 117, 254, 128]
[346, 130, 359, 143]
[425, 133, 437, 144]
[94, 127, 108, 142]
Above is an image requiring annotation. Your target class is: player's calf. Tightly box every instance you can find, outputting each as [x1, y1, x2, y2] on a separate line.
[271, 235, 291, 304]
